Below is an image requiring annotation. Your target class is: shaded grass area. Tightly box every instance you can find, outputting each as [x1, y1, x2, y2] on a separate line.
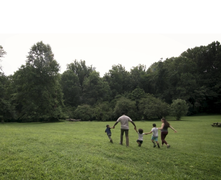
[0, 115, 221, 179]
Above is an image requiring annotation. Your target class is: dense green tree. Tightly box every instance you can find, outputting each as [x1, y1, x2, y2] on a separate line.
[146, 61, 170, 99]
[138, 94, 170, 119]
[2, 40, 221, 122]
[170, 99, 188, 120]
[83, 71, 111, 105]
[62, 61, 111, 106]
[180, 41, 221, 113]
[166, 57, 198, 103]
[92, 102, 113, 121]
[176, 73, 197, 100]
[65, 60, 98, 105]
[73, 104, 93, 121]
[0, 47, 15, 122]
[129, 88, 145, 101]
[130, 65, 147, 90]
[127, 88, 146, 120]
[12, 42, 64, 121]
[103, 64, 131, 98]
[60, 70, 81, 107]
[113, 97, 138, 120]
[66, 60, 94, 91]
[0, 73, 15, 122]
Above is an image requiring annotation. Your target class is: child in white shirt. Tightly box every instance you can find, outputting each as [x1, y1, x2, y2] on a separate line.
[135, 128, 148, 147]
[146, 123, 160, 148]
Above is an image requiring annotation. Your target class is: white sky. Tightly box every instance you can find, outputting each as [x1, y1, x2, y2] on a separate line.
[1, 0, 221, 77]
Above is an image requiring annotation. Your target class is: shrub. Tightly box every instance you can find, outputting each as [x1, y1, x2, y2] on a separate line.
[170, 99, 188, 120]
[92, 102, 113, 121]
[113, 97, 138, 120]
[138, 94, 170, 120]
[74, 104, 93, 121]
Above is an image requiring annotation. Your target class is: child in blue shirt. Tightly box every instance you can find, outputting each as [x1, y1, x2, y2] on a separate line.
[105, 125, 113, 143]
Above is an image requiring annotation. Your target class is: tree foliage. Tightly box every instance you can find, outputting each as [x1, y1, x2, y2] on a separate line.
[103, 64, 131, 98]
[113, 97, 138, 120]
[0, 73, 15, 122]
[60, 70, 81, 107]
[170, 99, 189, 120]
[92, 102, 113, 121]
[1, 41, 221, 122]
[11, 42, 64, 121]
[138, 94, 170, 119]
[74, 104, 93, 121]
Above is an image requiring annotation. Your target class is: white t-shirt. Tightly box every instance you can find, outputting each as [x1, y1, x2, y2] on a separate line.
[151, 127, 158, 137]
[137, 132, 145, 141]
[116, 115, 132, 130]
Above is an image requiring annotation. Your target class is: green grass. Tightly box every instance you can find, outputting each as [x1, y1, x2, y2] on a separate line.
[0, 115, 221, 180]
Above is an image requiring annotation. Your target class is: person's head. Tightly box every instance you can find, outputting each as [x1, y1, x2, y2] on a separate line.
[153, 123, 156, 127]
[106, 125, 110, 128]
[161, 118, 169, 127]
[138, 128, 143, 134]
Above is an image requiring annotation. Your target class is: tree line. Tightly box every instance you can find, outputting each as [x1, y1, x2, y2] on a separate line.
[0, 41, 220, 122]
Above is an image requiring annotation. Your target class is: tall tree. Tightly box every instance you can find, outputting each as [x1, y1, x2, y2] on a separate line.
[82, 71, 111, 105]
[0, 73, 15, 122]
[130, 64, 147, 90]
[180, 41, 221, 113]
[60, 70, 81, 107]
[103, 64, 131, 98]
[12, 42, 64, 121]
[66, 60, 95, 91]
[65, 60, 96, 104]
[0, 46, 14, 122]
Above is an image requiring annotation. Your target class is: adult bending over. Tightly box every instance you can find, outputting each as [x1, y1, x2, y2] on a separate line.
[113, 112, 136, 146]
[158, 118, 177, 148]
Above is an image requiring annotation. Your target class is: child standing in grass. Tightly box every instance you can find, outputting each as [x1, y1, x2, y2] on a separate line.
[135, 128, 148, 147]
[146, 123, 160, 148]
[105, 125, 113, 143]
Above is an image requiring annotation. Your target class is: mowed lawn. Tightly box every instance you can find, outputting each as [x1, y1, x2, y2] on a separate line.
[0, 115, 221, 180]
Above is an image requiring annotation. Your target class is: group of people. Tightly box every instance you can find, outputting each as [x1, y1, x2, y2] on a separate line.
[105, 113, 177, 148]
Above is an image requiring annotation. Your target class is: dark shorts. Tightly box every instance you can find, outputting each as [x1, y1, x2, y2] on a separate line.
[107, 134, 111, 139]
[137, 140, 143, 144]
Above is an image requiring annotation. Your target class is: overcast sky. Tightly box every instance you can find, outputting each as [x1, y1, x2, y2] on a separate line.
[1, 0, 221, 77]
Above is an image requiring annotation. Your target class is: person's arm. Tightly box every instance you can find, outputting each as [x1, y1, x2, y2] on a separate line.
[130, 121, 136, 130]
[112, 122, 118, 129]
[144, 131, 152, 135]
[158, 123, 164, 130]
[169, 125, 177, 132]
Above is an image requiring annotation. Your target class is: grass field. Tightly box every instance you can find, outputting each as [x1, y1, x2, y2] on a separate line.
[0, 115, 221, 180]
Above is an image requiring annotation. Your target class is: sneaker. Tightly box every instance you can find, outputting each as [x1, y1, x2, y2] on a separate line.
[167, 144, 170, 148]
[153, 144, 156, 148]
[157, 145, 160, 148]
[110, 140, 113, 143]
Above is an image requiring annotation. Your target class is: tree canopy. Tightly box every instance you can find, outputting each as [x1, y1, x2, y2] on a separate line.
[1, 41, 220, 122]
